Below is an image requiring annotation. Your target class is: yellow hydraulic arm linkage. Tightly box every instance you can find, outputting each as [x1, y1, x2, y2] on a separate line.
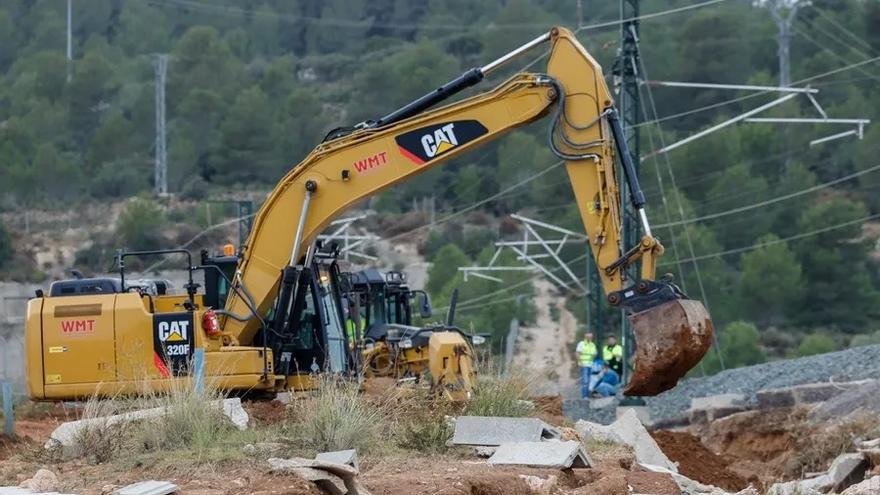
[220, 27, 713, 396]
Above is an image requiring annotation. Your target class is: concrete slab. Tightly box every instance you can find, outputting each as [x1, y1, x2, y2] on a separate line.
[610, 409, 677, 472]
[315, 449, 359, 473]
[827, 452, 868, 493]
[487, 441, 591, 469]
[451, 416, 560, 446]
[113, 480, 179, 495]
[0, 489, 74, 495]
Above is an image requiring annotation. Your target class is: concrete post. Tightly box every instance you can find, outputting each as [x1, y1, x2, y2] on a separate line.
[193, 348, 205, 397]
[2, 382, 13, 436]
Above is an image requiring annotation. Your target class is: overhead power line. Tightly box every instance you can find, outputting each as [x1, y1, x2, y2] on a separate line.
[660, 212, 880, 265]
[654, 162, 880, 229]
[150, 0, 728, 32]
[634, 55, 880, 130]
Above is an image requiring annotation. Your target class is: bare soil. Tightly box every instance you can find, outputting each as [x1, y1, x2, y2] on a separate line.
[652, 430, 748, 491]
[243, 399, 289, 426]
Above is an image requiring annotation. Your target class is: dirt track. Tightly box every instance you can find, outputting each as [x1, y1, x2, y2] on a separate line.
[511, 279, 578, 396]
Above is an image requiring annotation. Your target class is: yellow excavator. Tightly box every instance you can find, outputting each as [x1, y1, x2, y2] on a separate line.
[24, 27, 713, 401]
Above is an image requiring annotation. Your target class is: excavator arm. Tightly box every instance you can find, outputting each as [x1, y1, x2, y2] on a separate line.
[221, 27, 713, 396]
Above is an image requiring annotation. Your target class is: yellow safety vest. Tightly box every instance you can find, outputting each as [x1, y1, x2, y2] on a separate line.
[346, 318, 365, 348]
[578, 341, 597, 367]
[603, 344, 623, 362]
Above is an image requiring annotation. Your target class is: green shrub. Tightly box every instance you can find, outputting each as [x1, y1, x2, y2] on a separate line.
[290, 376, 390, 454]
[793, 333, 837, 358]
[116, 197, 167, 251]
[464, 372, 533, 417]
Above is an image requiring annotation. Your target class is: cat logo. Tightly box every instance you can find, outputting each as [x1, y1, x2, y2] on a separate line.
[421, 123, 459, 158]
[158, 320, 189, 343]
[396, 120, 488, 165]
[152, 313, 195, 377]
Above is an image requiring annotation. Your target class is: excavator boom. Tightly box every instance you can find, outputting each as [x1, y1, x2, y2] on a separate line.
[220, 27, 714, 395]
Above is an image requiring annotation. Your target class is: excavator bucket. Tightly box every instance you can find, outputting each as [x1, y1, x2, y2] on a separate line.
[624, 298, 713, 396]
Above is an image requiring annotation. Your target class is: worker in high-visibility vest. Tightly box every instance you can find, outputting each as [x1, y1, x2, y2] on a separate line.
[603, 335, 624, 376]
[575, 332, 597, 398]
[346, 315, 365, 350]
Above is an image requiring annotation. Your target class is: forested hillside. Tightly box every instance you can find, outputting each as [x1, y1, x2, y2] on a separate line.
[1, 0, 879, 366]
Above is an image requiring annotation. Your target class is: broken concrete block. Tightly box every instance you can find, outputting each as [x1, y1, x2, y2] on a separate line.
[316, 449, 359, 473]
[756, 389, 796, 409]
[282, 467, 346, 495]
[827, 452, 868, 493]
[19, 470, 58, 493]
[574, 420, 621, 444]
[610, 409, 677, 472]
[451, 416, 560, 446]
[268, 457, 358, 478]
[798, 474, 831, 493]
[766, 480, 822, 495]
[857, 437, 880, 449]
[487, 441, 591, 469]
[113, 480, 179, 495]
[221, 398, 249, 430]
[518, 474, 557, 495]
[841, 476, 880, 495]
[474, 446, 497, 458]
[268, 457, 371, 495]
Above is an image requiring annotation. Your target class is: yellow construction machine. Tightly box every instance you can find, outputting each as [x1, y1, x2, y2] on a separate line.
[25, 26, 713, 401]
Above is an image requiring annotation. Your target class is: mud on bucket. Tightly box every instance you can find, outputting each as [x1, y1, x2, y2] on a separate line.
[624, 298, 713, 396]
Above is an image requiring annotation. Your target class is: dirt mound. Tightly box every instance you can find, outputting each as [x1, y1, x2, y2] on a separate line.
[243, 400, 288, 426]
[704, 409, 798, 468]
[652, 430, 747, 491]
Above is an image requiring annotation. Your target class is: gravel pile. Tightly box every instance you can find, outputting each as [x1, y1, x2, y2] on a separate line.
[646, 344, 880, 422]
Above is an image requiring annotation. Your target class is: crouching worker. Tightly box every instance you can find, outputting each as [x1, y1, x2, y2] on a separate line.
[591, 361, 620, 398]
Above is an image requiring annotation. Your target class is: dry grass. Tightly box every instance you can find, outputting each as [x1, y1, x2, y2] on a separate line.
[69, 379, 255, 465]
[785, 412, 880, 477]
[392, 389, 456, 453]
[287, 375, 392, 455]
